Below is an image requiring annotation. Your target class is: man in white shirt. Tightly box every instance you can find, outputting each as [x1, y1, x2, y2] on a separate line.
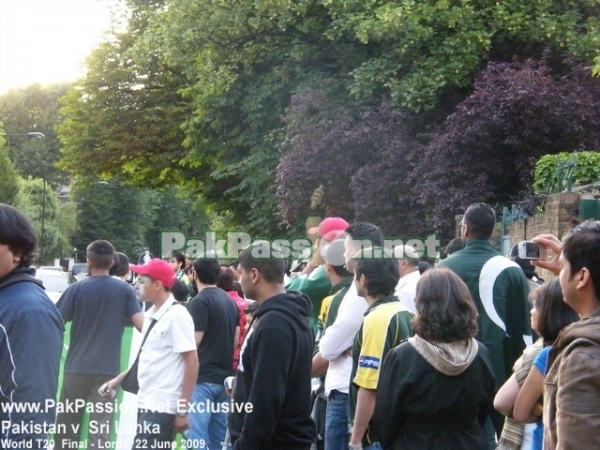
[100, 259, 199, 450]
[393, 245, 421, 314]
[315, 222, 383, 450]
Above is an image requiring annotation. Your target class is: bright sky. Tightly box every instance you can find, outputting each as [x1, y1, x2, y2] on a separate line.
[0, 0, 113, 94]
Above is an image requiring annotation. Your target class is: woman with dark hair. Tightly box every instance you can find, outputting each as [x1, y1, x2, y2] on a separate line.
[511, 279, 579, 450]
[373, 268, 494, 450]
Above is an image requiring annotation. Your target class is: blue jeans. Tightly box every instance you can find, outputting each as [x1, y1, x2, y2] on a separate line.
[186, 382, 229, 450]
[325, 390, 349, 450]
[364, 443, 382, 450]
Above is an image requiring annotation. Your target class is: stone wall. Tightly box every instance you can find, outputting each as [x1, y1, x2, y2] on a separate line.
[454, 193, 581, 280]
[508, 192, 580, 280]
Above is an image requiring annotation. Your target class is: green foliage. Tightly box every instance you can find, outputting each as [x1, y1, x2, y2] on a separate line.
[0, 135, 19, 205]
[14, 177, 61, 264]
[593, 56, 600, 77]
[55, 0, 600, 238]
[72, 181, 160, 261]
[534, 151, 600, 193]
[325, 0, 600, 110]
[0, 84, 71, 184]
[71, 181, 214, 262]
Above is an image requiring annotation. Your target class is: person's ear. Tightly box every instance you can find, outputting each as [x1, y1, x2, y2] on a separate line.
[358, 273, 367, 290]
[577, 267, 591, 292]
[12, 250, 22, 265]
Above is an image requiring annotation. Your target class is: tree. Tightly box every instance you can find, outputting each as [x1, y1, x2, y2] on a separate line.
[56, 0, 600, 240]
[276, 88, 367, 228]
[277, 91, 428, 237]
[415, 59, 600, 237]
[0, 84, 71, 185]
[14, 177, 61, 264]
[0, 133, 19, 205]
[324, 0, 600, 110]
[73, 181, 159, 260]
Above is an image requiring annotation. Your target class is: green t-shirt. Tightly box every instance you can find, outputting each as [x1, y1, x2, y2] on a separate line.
[286, 265, 332, 334]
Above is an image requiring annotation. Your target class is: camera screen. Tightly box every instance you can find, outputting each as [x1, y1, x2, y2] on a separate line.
[525, 242, 540, 258]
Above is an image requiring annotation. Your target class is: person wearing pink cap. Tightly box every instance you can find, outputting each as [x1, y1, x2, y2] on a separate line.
[99, 258, 198, 450]
[286, 217, 349, 334]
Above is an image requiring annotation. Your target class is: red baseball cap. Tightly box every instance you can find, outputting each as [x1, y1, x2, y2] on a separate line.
[130, 259, 177, 288]
[308, 217, 349, 241]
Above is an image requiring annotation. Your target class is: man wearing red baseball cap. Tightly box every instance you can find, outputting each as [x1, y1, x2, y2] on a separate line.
[130, 258, 178, 291]
[287, 217, 349, 334]
[308, 217, 350, 241]
[100, 258, 198, 450]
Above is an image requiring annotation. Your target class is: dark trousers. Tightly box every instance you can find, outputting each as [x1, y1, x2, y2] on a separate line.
[131, 409, 176, 450]
[54, 373, 114, 450]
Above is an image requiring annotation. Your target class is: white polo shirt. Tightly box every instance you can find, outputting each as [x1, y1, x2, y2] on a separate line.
[319, 283, 368, 396]
[137, 297, 196, 414]
[394, 270, 420, 314]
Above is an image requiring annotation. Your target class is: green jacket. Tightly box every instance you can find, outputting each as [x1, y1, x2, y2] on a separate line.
[286, 265, 332, 334]
[437, 240, 532, 390]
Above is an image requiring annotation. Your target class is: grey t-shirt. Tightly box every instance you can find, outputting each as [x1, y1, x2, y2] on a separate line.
[57, 275, 140, 376]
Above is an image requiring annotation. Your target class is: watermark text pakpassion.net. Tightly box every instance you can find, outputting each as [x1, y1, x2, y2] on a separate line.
[161, 231, 441, 260]
[0, 399, 253, 417]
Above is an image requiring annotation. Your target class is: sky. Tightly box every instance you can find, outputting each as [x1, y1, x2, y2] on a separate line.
[0, 0, 114, 94]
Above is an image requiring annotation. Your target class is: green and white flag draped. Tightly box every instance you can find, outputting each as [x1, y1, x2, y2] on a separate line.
[55, 324, 139, 448]
[56, 324, 188, 449]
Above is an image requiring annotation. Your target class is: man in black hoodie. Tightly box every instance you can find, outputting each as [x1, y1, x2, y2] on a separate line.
[229, 242, 316, 450]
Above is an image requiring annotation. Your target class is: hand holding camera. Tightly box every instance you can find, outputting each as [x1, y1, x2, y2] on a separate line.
[525, 235, 563, 275]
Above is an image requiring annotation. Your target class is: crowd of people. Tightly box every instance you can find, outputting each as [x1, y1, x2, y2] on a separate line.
[1, 200, 600, 450]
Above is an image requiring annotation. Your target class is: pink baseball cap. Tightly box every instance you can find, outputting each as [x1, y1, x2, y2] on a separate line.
[308, 217, 349, 241]
[130, 259, 177, 288]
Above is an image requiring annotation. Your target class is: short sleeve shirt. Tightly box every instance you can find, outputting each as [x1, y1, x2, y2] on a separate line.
[188, 287, 239, 383]
[138, 299, 196, 414]
[349, 295, 414, 445]
[57, 275, 141, 376]
[533, 346, 551, 375]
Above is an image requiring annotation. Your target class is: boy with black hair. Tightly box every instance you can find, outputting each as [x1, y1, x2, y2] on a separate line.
[533, 221, 600, 449]
[229, 243, 316, 449]
[187, 258, 239, 450]
[55, 240, 144, 450]
[348, 249, 414, 450]
[0, 204, 64, 449]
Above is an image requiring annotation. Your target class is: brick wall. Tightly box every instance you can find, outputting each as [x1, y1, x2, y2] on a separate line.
[454, 193, 581, 280]
[507, 192, 580, 280]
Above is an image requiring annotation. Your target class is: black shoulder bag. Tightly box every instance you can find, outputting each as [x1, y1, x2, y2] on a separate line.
[121, 318, 157, 394]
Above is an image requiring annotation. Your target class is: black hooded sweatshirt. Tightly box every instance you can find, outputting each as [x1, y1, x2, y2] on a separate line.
[229, 291, 316, 450]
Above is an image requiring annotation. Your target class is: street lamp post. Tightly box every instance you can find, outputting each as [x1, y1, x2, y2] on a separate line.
[40, 176, 47, 263]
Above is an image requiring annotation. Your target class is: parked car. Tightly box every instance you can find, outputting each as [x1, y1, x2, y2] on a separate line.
[39, 265, 65, 272]
[36, 269, 77, 303]
[70, 263, 88, 281]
